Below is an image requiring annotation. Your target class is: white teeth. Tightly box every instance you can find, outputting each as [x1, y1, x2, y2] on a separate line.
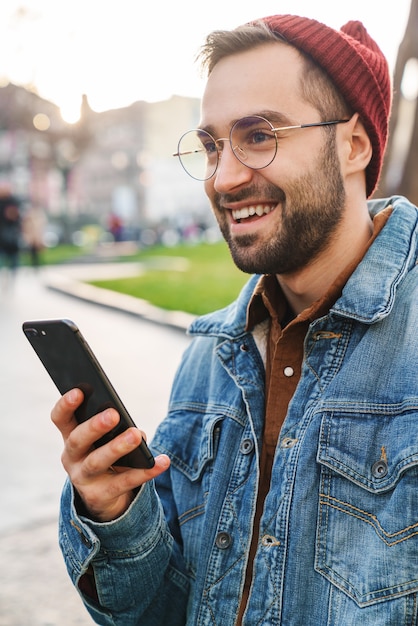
[232, 204, 274, 221]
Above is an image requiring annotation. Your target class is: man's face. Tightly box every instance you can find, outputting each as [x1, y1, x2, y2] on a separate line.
[201, 43, 346, 276]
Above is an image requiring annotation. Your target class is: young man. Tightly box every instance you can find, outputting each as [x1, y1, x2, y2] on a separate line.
[52, 14, 418, 626]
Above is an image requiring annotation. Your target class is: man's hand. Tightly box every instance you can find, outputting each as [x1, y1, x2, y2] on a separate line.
[51, 388, 170, 522]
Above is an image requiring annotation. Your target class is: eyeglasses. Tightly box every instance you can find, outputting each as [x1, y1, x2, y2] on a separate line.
[173, 115, 350, 181]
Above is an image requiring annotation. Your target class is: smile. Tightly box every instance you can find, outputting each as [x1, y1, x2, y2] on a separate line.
[232, 204, 275, 222]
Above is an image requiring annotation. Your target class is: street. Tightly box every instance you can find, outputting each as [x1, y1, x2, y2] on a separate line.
[0, 264, 191, 625]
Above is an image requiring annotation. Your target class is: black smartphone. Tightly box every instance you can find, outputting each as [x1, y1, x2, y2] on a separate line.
[22, 318, 155, 469]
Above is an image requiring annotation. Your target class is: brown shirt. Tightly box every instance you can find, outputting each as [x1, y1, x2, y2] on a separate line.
[236, 207, 392, 624]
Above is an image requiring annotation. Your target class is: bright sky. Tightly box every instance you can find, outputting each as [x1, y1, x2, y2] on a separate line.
[0, 0, 412, 122]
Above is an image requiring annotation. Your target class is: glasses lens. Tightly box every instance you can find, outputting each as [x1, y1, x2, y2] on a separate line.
[231, 116, 277, 169]
[176, 130, 218, 180]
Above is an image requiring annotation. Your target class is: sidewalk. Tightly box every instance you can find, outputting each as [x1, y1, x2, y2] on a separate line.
[0, 520, 92, 626]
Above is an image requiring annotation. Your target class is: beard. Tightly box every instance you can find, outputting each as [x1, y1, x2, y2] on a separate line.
[213, 136, 346, 275]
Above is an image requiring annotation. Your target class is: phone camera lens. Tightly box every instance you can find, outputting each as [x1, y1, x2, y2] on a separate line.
[25, 328, 39, 337]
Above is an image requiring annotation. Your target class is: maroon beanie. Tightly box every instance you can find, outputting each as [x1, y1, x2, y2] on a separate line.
[257, 15, 392, 197]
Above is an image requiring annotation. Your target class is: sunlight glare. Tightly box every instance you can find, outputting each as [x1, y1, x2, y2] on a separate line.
[60, 99, 82, 124]
[401, 58, 418, 101]
[0, 0, 413, 114]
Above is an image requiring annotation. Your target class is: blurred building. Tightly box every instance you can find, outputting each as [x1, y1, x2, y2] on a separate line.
[0, 84, 210, 244]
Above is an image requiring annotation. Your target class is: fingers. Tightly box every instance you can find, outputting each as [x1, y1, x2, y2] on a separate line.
[75, 453, 171, 522]
[52, 389, 128, 465]
[51, 388, 84, 440]
[51, 387, 171, 521]
[69, 420, 141, 472]
[64, 406, 121, 465]
[70, 446, 171, 522]
[94, 454, 171, 499]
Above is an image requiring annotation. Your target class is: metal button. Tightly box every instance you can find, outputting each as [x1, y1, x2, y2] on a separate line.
[283, 366, 294, 377]
[372, 460, 388, 479]
[240, 438, 254, 455]
[215, 531, 232, 549]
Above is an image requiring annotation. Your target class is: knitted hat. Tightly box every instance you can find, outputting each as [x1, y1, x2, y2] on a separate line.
[257, 15, 392, 197]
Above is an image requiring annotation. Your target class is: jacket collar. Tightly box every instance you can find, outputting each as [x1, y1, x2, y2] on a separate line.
[331, 196, 418, 323]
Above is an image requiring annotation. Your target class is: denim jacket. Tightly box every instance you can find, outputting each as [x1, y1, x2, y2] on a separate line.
[59, 196, 418, 625]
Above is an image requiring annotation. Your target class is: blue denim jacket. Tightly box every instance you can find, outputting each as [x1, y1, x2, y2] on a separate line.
[59, 196, 418, 625]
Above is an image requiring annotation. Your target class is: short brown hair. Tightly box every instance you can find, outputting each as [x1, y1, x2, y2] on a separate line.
[198, 21, 351, 122]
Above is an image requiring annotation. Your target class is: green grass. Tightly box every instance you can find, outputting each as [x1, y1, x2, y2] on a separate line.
[89, 241, 249, 316]
[20, 239, 250, 316]
[20, 244, 89, 266]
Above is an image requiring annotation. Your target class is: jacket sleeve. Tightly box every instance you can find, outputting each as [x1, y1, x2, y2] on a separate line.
[58, 478, 190, 625]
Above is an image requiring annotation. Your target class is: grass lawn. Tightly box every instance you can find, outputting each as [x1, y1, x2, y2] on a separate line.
[20, 244, 87, 266]
[88, 241, 249, 316]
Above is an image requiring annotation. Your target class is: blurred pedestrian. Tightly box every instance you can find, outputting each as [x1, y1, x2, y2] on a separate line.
[0, 185, 21, 287]
[22, 204, 46, 268]
[108, 212, 123, 242]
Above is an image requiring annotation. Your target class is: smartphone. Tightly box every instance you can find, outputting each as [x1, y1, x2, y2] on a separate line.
[22, 318, 155, 469]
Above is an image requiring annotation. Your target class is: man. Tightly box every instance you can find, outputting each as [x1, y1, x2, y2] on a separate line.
[52, 14, 418, 626]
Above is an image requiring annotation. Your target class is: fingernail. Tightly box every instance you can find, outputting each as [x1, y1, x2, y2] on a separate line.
[158, 454, 171, 469]
[102, 410, 115, 426]
[124, 429, 137, 444]
[67, 389, 79, 404]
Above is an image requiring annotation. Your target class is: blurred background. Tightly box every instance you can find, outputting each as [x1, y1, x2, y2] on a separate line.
[0, 0, 416, 255]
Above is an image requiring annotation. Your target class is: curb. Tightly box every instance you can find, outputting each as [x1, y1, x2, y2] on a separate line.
[45, 270, 195, 334]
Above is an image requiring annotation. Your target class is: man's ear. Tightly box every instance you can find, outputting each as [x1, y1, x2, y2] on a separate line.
[341, 113, 373, 176]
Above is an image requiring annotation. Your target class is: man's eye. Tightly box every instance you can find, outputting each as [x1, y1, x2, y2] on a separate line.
[202, 141, 217, 154]
[250, 130, 274, 144]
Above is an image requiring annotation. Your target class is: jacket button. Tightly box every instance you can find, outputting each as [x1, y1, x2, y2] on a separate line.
[240, 438, 254, 454]
[215, 531, 232, 549]
[372, 460, 388, 478]
[283, 366, 294, 377]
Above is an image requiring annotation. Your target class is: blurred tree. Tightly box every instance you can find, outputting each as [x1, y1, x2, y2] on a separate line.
[379, 0, 418, 203]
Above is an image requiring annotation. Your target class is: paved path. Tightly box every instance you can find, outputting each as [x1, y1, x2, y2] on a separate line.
[0, 264, 192, 625]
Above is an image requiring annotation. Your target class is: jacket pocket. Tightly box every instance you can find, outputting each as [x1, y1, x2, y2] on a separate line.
[315, 407, 418, 607]
[152, 406, 224, 481]
[152, 408, 226, 576]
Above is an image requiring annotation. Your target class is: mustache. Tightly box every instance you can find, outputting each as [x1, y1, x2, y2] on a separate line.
[214, 183, 286, 208]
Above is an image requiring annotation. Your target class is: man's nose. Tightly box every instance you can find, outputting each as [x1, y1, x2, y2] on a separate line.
[213, 143, 253, 193]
